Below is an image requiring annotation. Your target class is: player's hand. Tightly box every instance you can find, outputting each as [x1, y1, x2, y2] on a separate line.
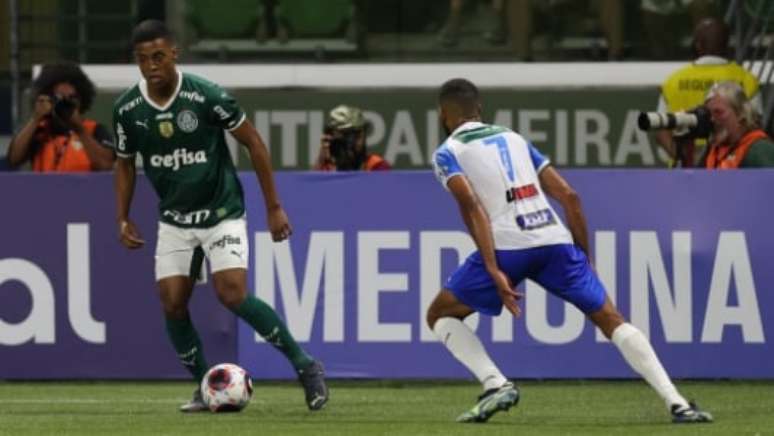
[267, 206, 292, 242]
[32, 95, 53, 120]
[490, 269, 523, 317]
[118, 219, 145, 249]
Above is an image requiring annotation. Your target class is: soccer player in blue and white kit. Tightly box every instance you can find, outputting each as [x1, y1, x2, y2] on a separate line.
[427, 78, 713, 424]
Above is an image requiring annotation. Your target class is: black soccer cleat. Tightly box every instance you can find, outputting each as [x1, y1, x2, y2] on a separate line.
[298, 360, 329, 411]
[179, 388, 208, 413]
[671, 401, 713, 424]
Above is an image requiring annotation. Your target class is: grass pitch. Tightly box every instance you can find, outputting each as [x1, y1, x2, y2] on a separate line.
[1, 380, 772, 435]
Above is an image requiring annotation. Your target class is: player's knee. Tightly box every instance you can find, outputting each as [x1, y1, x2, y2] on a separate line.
[426, 301, 449, 330]
[161, 300, 188, 319]
[215, 284, 246, 310]
[212, 271, 248, 309]
[426, 309, 440, 330]
[158, 292, 188, 317]
[427, 290, 465, 329]
[603, 308, 625, 328]
[594, 309, 625, 339]
[216, 289, 245, 310]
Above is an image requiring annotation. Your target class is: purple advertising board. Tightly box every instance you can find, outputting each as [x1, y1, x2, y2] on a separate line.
[241, 171, 774, 380]
[1, 171, 772, 379]
[0, 174, 236, 379]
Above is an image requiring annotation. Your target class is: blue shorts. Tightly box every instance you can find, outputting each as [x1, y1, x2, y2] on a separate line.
[445, 244, 606, 316]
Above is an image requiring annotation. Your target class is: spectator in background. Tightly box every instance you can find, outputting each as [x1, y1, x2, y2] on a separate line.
[641, 0, 718, 60]
[655, 17, 761, 167]
[314, 104, 391, 171]
[704, 81, 774, 168]
[6, 62, 115, 172]
[504, 0, 623, 61]
[438, 0, 506, 48]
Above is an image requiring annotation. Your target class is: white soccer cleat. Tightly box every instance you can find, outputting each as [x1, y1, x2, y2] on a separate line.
[456, 382, 520, 423]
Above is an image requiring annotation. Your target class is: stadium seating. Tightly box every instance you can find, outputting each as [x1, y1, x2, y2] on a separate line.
[186, 0, 358, 61]
[186, 0, 263, 40]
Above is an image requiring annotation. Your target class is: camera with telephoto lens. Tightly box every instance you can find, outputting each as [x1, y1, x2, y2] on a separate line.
[328, 130, 359, 159]
[637, 105, 713, 139]
[49, 94, 78, 120]
[325, 126, 363, 170]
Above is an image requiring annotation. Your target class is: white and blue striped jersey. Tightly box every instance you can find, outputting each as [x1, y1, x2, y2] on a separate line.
[432, 121, 573, 250]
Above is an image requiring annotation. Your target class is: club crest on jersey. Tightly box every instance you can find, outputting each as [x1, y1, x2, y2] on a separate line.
[177, 110, 199, 133]
[159, 121, 174, 138]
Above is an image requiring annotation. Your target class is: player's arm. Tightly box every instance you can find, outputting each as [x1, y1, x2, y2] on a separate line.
[114, 156, 144, 249]
[447, 175, 522, 316]
[230, 119, 292, 242]
[538, 166, 590, 257]
[112, 111, 143, 249]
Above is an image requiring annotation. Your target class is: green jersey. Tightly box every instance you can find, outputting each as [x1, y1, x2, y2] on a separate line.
[113, 70, 246, 228]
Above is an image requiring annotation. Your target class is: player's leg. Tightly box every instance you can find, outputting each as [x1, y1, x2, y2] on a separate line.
[211, 268, 314, 370]
[427, 251, 519, 423]
[588, 298, 712, 423]
[204, 217, 328, 410]
[159, 275, 210, 412]
[589, 297, 689, 407]
[535, 244, 711, 423]
[159, 275, 206, 377]
[155, 224, 209, 412]
[427, 290, 507, 392]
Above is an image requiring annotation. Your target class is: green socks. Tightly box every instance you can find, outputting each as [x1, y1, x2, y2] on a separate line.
[165, 314, 209, 383]
[233, 295, 314, 371]
[164, 296, 313, 380]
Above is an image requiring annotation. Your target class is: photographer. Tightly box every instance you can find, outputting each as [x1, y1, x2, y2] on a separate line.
[314, 105, 390, 172]
[704, 81, 774, 169]
[655, 18, 760, 167]
[6, 62, 115, 172]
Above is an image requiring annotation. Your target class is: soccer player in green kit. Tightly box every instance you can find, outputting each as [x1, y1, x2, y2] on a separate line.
[113, 20, 328, 412]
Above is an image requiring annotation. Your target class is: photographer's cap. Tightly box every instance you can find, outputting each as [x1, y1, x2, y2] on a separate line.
[327, 105, 367, 130]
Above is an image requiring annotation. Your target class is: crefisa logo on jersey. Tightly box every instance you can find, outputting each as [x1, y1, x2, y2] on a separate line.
[177, 110, 199, 133]
[149, 148, 208, 171]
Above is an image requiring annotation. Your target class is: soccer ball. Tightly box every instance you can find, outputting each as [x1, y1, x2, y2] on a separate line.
[200, 363, 253, 412]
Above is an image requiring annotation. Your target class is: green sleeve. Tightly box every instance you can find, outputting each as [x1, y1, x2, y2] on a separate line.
[112, 103, 136, 158]
[741, 139, 774, 167]
[206, 83, 246, 131]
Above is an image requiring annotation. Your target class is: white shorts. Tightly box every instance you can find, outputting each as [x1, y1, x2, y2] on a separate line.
[155, 216, 249, 281]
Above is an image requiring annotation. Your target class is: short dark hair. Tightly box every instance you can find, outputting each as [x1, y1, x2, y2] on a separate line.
[32, 62, 96, 113]
[694, 18, 728, 57]
[439, 78, 480, 112]
[131, 19, 174, 47]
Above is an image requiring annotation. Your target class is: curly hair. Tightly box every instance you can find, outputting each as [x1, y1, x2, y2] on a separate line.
[32, 62, 96, 113]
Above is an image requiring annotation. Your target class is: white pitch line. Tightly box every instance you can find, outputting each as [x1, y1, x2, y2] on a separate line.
[3, 398, 183, 404]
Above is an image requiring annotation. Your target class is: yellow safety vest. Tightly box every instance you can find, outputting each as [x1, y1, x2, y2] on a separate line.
[661, 61, 759, 112]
